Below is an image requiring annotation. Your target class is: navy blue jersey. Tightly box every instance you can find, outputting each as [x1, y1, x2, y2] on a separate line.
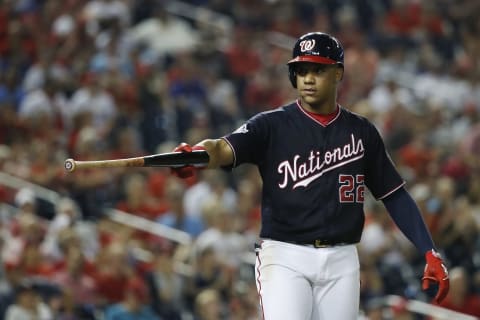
[223, 101, 405, 243]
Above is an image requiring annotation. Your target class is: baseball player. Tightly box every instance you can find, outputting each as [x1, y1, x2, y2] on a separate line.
[171, 32, 449, 319]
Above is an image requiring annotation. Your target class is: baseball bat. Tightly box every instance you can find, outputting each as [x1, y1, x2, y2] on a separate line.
[64, 150, 209, 172]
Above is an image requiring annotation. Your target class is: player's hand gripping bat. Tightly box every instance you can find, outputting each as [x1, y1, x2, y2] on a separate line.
[64, 150, 209, 172]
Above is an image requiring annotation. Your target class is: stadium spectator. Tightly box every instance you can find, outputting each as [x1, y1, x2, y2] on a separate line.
[434, 266, 480, 318]
[104, 277, 160, 320]
[4, 280, 53, 320]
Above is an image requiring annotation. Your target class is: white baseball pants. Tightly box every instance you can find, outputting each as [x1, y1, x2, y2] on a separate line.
[255, 240, 360, 320]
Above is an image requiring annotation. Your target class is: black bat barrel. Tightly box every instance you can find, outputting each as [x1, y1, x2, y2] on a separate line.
[143, 150, 210, 168]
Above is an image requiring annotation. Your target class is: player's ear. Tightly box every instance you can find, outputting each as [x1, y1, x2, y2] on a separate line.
[336, 65, 344, 82]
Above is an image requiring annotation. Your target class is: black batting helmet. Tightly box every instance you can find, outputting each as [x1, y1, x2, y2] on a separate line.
[287, 32, 344, 88]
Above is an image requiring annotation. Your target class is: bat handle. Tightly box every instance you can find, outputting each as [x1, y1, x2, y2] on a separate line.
[64, 158, 76, 172]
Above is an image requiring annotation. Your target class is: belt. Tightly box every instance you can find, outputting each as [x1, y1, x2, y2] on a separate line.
[274, 238, 357, 248]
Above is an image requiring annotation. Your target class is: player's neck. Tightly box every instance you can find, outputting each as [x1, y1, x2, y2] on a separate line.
[299, 99, 337, 115]
[301, 103, 339, 125]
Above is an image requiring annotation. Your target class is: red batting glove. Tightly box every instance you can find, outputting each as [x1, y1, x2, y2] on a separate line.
[170, 143, 206, 179]
[422, 249, 449, 303]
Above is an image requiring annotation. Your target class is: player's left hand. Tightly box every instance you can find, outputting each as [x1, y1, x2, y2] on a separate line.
[422, 249, 449, 303]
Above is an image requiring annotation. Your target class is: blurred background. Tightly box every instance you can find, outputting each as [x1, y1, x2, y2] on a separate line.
[0, 0, 479, 319]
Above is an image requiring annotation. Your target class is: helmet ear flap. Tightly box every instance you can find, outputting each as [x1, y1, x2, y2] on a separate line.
[288, 65, 297, 88]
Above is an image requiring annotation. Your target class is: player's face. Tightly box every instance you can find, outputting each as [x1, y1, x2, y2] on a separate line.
[294, 63, 342, 112]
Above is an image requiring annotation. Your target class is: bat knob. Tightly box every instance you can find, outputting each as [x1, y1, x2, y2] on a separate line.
[64, 159, 76, 172]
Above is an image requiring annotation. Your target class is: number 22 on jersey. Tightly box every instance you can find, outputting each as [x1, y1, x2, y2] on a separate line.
[339, 174, 365, 203]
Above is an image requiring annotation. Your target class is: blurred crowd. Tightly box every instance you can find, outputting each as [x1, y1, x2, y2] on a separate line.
[0, 0, 480, 319]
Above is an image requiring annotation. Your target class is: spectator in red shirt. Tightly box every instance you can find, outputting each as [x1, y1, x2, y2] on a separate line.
[50, 237, 99, 307]
[89, 242, 131, 306]
[116, 171, 167, 221]
[383, 0, 421, 37]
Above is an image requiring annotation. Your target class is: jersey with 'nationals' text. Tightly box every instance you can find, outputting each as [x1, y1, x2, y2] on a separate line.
[223, 101, 405, 243]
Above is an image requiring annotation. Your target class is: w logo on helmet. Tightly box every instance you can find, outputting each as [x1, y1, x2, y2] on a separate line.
[299, 39, 316, 52]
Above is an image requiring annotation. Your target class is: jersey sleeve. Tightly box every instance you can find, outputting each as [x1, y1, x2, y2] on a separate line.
[222, 113, 269, 168]
[364, 123, 405, 199]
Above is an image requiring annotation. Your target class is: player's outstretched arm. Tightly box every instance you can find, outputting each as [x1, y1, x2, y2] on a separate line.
[171, 139, 234, 178]
[196, 138, 234, 169]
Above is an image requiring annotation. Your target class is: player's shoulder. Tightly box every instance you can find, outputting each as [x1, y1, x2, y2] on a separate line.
[251, 101, 298, 121]
[340, 106, 376, 128]
[340, 106, 368, 121]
